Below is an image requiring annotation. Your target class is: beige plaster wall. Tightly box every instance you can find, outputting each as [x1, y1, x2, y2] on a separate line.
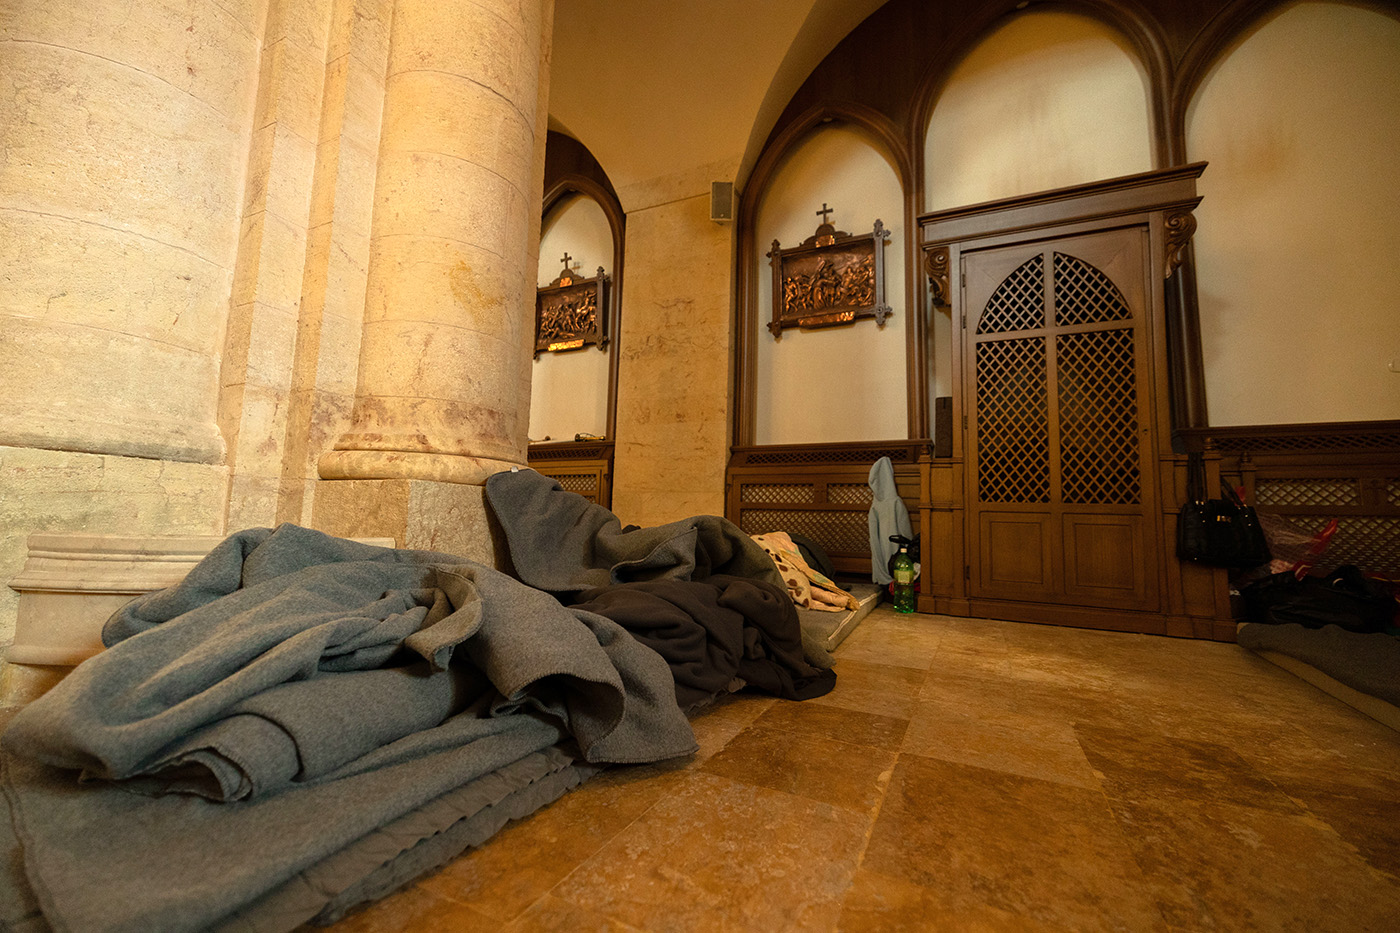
[924, 11, 1153, 212]
[1187, 2, 1400, 426]
[611, 192, 734, 526]
[531, 193, 614, 442]
[754, 125, 907, 444]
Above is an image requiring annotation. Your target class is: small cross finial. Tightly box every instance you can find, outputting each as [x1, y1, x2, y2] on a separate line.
[816, 203, 834, 224]
[560, 252, 572, 271]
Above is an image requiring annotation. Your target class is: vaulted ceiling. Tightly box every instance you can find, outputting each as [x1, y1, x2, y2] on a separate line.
[547, 0, 890, 196]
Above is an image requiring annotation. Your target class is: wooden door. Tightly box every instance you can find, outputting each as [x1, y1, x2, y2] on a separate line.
[962, 227, 1160, 612]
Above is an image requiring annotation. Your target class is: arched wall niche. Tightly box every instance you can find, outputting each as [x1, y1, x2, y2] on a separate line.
[533, 132, 626, 443]
[734, 104, 924, 446]
[532, 194, 614, 441]
[752, 123, 908, 445]
[920, 10, 1155, 213]
[1185, 1, 1400, 426]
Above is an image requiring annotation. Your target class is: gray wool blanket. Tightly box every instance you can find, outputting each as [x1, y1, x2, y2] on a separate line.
[1, 525, 695, 933]
[485, 468, 785, 595]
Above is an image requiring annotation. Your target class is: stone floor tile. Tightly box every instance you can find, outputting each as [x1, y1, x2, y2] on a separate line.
[861, 753, 1167, 932]
[1076, 724, 1305, 814]
[902, 700, 1101, 789]
[751, 695, 909, 749]
[699, 722, 897, 811]
[1105, 796, 1400, 932]
[685, 692, 776, 765]
[415, 764, 682, 921]
[322, 885, 499, 932]
[549, 771, 869, 933]
[500, 893, 648, 932]
[809, 656, 926, 719]
[838, 867, 1074, 932]
[835, 609, 945, 669]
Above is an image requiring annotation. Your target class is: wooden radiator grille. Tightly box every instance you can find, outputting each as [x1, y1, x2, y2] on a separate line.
[827, 483, 874, 505]
[1058, 327, 1140, 505]
[738, 508, 870, 555]
[739, 483, 815, 504]
[977, 254, 1044, 334]
[1053, 252, 1131, 326]
[1255, 478, 1361, 508]
[976, 336, 1050, 503]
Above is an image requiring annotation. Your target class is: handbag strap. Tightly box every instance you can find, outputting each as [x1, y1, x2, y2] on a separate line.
[1186, 452, 1206, 504]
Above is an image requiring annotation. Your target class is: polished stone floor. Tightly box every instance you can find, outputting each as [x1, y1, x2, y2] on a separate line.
[325, 608, 1400, 932]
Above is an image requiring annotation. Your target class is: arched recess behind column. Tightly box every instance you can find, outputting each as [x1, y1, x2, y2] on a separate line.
[540, 132, 626, 440]
[734, 103, 922, 447]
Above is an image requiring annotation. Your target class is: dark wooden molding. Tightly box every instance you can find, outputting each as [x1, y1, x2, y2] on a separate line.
[924, 244, 951, 307]
[919, 163, 1206, 244]
[1162, 208, 1197, 278]
[1175, 420, 1400, 457]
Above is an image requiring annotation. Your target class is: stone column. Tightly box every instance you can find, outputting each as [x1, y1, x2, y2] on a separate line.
[314, 0, 552, 557]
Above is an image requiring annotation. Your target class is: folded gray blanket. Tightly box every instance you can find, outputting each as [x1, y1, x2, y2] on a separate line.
[485, 468, 785, 594]
[1, 524, 696, 933]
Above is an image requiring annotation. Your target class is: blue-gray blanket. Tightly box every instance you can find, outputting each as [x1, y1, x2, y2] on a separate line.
[0, 525, 695, 933]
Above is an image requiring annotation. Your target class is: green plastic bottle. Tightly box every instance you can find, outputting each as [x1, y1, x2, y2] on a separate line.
[891, 543, 916, 613]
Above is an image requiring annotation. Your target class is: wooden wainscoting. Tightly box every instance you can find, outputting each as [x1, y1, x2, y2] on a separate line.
[1178, 421, 1400, 580]
[526, 441, 614, 509]
[725, 441, 929, 576]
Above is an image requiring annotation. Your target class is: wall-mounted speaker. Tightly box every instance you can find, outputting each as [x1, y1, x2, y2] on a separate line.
[710, 181, 735, 223]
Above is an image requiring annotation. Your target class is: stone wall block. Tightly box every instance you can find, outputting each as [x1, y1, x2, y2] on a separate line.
[361, 235, 517, 330]
[388, 0, 539, 110]
[1, 45, 248, 261]
[0, 316, 224, 462]
[265, 0, 335, 57]
[356, 317, 514, 408]
[0, 209, 227, 355]
[0, 446, 228, 649]
[2, 0, 262, 120]
[380, 71, 535, 191]
[370, 146, 518, 249]
[230, 209, 308, 316]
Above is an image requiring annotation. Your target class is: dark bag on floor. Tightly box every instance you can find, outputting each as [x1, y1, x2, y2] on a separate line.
[1176, 455, 1269, 568]
[1241, 565, 1396, 633]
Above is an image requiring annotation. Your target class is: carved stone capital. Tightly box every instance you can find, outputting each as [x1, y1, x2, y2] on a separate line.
[1164, 209, 1197, 278]
[925, 245, 951, 306]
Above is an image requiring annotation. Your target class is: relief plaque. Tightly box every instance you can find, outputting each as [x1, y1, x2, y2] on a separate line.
[767, 204, 891, 337]
[535, 253, 610, 358]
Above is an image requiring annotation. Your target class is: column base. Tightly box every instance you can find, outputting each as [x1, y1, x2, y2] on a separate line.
[319, 449, 519, 486]
[312, 478, 508, 568]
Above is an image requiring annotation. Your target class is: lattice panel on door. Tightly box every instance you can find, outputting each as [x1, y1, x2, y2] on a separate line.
[828, 484, 874, 505]
[1255, 478, 1360, 508]
[977, 337, 1050, 503]
[739, 483, 815, 504]
[976, 254, 1044, 334]
[1388, 480, 1400, 507]
[1053, 252, 1131, 326]
[1057, 328, 1140, 504]
[738, 509, 869, 554]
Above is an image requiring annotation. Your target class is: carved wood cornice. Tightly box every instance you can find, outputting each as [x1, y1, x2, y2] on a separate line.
[925, 244, 951, 307]
[1163, 208, 1197, 279]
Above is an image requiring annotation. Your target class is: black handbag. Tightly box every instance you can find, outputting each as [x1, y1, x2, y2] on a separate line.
[1176, 454, 1270, 568]
[1241, 565, 1396, 633]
